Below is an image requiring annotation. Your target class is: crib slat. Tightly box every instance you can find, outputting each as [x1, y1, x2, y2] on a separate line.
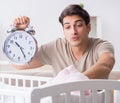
[23, 80, 25, 87]
[1, 95, 4, 103]
[39, 81, 42, 86]
[11, 96, 15, 103]
[1, 78, 4, 83]
[92, 90, 98, 103]
[105, 89, 111, 103]
[65, 92, 71, 103]
[8, 78, 11, 85]
[31, 80, 33, 87]
[80, 90, 86, 103]
[52, 95, 58, 103]
[16, 79, 18, 87]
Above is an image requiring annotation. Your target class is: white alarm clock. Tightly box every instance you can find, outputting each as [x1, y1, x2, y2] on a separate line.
[3, 25, 37, 64]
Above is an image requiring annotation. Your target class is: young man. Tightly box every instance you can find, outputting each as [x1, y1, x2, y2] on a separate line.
[13, 4, 115, 79]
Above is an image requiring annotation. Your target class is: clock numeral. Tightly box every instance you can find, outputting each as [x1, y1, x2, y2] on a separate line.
[28, 41, 32, 44]
[30, 46, 33, 50]
[10, 40, 14, 44]
[19, 34, 23, 38]
[7, 45, 10, 48]
[8, 50, 11, 53]
[25, 36, 28, 40]
[13, 54, 15, 57]
[18, 57, 20, 60]
[28, 52, 31, 55]
[14, 36, 17, 40]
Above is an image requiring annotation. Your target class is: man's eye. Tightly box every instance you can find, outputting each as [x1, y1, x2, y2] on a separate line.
[76, 24, 82, 27]
[64, 26, 70, 29]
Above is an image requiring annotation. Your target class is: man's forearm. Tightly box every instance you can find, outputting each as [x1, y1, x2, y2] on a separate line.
[83, 52, 115, 79]
[83, 64, 111, 79]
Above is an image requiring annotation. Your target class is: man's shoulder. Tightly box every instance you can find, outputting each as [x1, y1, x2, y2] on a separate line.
[90, 37, 111, 45]
[89, 37, 114, 53]
[89, 37, 114, 51]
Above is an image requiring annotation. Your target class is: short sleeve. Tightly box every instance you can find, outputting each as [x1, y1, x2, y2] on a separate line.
[96, 40, 114, 57]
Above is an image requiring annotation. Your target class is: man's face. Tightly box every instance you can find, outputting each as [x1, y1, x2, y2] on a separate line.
[63, 15, 91, 47]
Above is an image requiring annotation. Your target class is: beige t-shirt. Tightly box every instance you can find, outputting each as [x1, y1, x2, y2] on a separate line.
[38, 38, 114, 75]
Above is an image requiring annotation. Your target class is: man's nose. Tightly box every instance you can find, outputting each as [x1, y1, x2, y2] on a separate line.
[71, 27, 77, 35]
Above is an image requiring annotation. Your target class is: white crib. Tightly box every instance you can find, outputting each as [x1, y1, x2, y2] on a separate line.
[0, 73, 52, 103]
[31, 80, 120, 103]
[0, 73, 120, 103]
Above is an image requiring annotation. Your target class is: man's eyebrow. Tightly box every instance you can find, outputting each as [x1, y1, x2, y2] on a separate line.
[63, 19, 83, 26]
[75, 20, 83, 23]
[63, 22, 69, 25]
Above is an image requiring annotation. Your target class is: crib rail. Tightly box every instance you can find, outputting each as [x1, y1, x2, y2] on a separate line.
[31, 79, 120, 103]
[0, 73, 52, 88]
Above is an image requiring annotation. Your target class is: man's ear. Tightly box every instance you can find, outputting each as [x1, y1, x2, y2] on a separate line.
[87, 23, 91, 33]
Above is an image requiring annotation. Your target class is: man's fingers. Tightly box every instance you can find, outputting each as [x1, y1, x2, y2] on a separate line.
[13, 16, 30, 29]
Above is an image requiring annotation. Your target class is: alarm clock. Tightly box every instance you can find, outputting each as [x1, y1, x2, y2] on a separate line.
[3, 25, 37, 64]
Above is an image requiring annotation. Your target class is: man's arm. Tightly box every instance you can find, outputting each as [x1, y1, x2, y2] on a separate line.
[83, 52, 115, 79]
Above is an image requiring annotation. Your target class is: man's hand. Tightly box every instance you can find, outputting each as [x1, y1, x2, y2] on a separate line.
[13, 16, 30, 30]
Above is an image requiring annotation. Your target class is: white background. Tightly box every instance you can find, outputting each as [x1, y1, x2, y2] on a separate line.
[0, 0, 120, 70]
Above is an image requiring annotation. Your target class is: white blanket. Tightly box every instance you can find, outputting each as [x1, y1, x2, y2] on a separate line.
[46, 65, 90, 95]
[46, 65, 89, 83]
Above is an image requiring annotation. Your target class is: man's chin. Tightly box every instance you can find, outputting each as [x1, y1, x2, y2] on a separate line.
[70, 42, 81, 47]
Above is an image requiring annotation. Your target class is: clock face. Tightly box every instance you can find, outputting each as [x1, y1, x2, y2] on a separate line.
[3, 30, 37, 64]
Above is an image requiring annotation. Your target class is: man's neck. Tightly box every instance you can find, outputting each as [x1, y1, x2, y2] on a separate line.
[71, 39, 89, 60]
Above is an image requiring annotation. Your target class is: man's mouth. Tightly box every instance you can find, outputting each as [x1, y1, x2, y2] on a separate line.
[72, 36, 79, 41]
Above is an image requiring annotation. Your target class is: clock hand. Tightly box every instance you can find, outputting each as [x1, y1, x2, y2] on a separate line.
[20, 47, 26, 58]
[15, 42, 24, 49]
[15, 42, 26, 58]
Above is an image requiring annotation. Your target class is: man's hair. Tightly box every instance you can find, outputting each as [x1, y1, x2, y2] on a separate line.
[59, 4, 90, 25]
